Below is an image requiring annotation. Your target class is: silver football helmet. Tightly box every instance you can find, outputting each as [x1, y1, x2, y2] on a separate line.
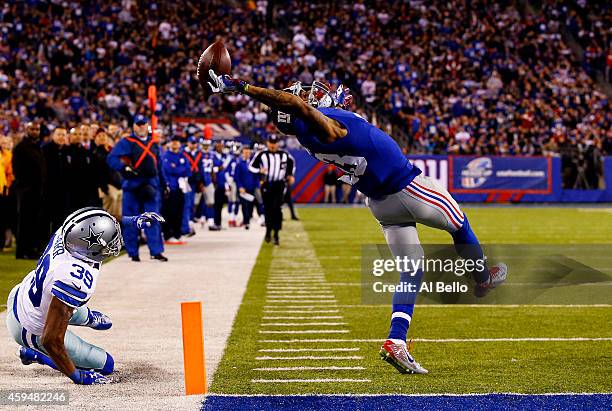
[61, 207, 123, 263]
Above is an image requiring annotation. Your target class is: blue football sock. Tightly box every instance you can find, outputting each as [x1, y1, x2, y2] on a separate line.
[387, 271, 420, 341]
[29, 349, 59, 371]
[451, 216, 489, 284]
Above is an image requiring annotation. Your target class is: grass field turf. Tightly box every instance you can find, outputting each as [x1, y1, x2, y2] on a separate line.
[210, 206, 612, 395]
[0, 250, 36, 312]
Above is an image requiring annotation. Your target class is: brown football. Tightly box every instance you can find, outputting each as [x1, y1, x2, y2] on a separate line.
[197, 41, 231, 94]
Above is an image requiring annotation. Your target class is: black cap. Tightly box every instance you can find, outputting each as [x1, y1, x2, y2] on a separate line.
[268, 134, 279, 143]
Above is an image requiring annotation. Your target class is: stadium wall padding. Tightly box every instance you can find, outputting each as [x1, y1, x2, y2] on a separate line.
[289, 150, 612, 203]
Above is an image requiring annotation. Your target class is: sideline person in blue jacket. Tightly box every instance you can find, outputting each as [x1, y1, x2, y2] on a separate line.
[161, 136, 191, 242]
[234, 145, 260, 229]
[107, 114, 168, 262]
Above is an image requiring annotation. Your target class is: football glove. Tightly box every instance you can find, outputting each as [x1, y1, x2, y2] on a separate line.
[135, 212, 165, 229]
[70, 369, 110, 385]
[335, 84, 353, 109]
[207, 69, 248, 94]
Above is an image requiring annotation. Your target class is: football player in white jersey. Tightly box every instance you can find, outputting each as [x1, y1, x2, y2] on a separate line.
[5, 207, 164, 385]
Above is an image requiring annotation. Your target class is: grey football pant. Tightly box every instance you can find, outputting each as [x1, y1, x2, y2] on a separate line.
[367, 174, 465, 262]
[6, 285, 109, 370]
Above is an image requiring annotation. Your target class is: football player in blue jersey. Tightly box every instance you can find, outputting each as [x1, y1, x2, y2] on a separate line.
[207, 70, 508, 375]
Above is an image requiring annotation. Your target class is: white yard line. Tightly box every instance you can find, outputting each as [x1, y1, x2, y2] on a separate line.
[266, 295, 337, 299]
[255, 356, 363, 361]
[253, 366, 365, 371]
[262, 310, 341, 314]
[258, 348, 360, 352]
[261, 322, 348, 326]
[259, 330, 350, 334]
[262, 316, 343, 320]
[251, 378, 371, 383]
[259, 337, 612, 343]
[265, 300, 338, 303]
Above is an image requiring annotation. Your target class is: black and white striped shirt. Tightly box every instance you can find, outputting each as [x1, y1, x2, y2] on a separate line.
[249, 150, 294, 183]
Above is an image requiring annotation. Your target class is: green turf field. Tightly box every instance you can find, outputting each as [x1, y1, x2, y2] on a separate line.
[210, 206, 612, 394]
[0, 250, 36, 312]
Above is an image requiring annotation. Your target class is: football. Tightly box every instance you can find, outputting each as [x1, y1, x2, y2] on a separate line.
[197, 40, 231, 94]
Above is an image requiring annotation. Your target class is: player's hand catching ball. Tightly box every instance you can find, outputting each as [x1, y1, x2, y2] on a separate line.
[136, 212, 165, 229]
[207, 69, 248, 94]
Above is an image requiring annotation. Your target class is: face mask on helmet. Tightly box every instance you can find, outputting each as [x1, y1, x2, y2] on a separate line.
[285, 81, 335, 108]
[61, 207, 123, 263]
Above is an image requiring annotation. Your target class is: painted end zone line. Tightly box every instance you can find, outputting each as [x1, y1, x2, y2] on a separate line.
[259, 337, 612, 343]
[202, 393, 612, 410]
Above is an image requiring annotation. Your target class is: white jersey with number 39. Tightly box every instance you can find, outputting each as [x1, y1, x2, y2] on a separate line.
[14, 230, 100, 336]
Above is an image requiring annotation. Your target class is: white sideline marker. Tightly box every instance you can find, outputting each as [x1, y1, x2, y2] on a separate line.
[252, 378, 370, 383]
[253, 366, 365, 371]
[259, 330, 350, 334]
[258, 348, 359, 352]
[262, 322, 348, 326]
[256, 355, 363, 361]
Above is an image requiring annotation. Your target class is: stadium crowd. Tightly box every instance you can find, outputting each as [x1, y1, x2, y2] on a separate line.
[0, 0, 612, 255]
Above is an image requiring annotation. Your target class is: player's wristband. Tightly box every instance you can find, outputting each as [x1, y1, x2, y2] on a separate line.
[69, 370, 83, 384]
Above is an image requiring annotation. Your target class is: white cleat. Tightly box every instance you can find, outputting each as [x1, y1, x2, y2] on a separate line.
[380, 339, 428, 374]
[475, 262, 508, 297]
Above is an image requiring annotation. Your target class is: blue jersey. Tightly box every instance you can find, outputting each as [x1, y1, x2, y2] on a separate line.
[286, 108, 421, 198]
[234, 157, 260, 192]
[162, 150, 190, 190]
[213, 151, 230, 187]
[200, 151, 214, 185]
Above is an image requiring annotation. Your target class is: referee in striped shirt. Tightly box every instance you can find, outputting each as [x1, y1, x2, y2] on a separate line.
[249, 135, 295, 245]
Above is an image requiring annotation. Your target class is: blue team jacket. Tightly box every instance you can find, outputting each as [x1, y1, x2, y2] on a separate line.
[107, 133, 166, 191]
[162, 150, 191, 190]
[234, 158, 260, 192]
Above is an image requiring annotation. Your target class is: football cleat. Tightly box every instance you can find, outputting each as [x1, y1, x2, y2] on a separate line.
[86, 309, 113, 330]
[379, 339, 428, 374]
[475, 263, 508, 297]
[130, 255, 140, 262]
[17, 347, 35, 365]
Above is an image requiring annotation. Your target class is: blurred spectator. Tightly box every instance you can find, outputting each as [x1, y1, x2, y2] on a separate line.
[64, 125, 104, 211]
[93, 128, 122, 218]
[323, 165, 338, 203]
[42, 127, 68, 234]
[0, 135, 14, 248]
[12, 122, 46, 259]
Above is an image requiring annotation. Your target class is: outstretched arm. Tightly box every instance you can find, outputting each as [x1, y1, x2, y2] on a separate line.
[207, 70, 346, 142]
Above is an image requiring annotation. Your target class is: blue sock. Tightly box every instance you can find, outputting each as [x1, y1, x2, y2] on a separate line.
[29, 349, 59, 370]
[451, 216, 489, 284]
[387, 271, 420, 341]
[206, 206, 214, 220]
[228, 202, 235, 214]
